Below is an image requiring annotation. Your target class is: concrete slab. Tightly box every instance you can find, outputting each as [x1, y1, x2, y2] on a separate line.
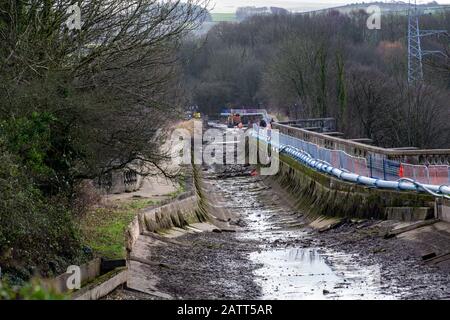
[190, 222, 219, 232]
[436, 199, 450, 223]
[186, 226, 203, 233]
[163, 228, 189, 238]
[397, 222, 450, 256]
[385, 207, 433, 222]
[309, 217, 342, 230]
[173, 227, 196, 234]
[132, 234, 167, 261]
[74, 270, 127, 300]
[126, 260, 172, 299]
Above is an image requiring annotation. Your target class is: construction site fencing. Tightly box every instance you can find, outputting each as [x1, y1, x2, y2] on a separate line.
[253, 125, 450, 186]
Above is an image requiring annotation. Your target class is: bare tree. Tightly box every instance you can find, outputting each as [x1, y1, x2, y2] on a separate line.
[0, 0, 211, 184]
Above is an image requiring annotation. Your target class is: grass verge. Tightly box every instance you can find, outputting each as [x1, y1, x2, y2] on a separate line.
[79, 199, 156, 259]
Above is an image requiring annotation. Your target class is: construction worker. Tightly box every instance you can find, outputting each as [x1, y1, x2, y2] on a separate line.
[233, 113, 241, 126]
[227, 115, 234, 128]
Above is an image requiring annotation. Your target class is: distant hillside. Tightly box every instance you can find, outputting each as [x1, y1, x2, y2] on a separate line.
[211, 12, 237, 22]
[298, 1, 450, 15]
[235, 6, 289, 21]
[200, 1, 450, 33]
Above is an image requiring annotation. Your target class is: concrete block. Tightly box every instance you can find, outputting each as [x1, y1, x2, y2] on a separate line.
[436, 198, 450, 223]
[385, 207, 434, 222]
[50, 258, 101, 293]
[74, 270, 127, 300]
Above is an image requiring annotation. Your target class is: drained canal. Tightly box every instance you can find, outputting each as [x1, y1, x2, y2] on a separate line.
[107, 129, 449, 300]
[212, 171, 398, 300]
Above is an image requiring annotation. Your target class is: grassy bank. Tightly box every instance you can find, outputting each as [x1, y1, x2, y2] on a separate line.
[79, 199, 156, 259]
[79, 180, 186, 259]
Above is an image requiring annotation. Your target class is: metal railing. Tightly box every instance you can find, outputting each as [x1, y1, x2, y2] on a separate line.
[277, 118, 336, 132]
[278, 130, 450, 185]
[220, 109, 270, 123]
[253, 124, 450, 197]
[272, 122, 450, 165]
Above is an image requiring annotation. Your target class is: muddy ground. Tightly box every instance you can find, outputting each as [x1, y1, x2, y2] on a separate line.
[107, 165, 449, 300]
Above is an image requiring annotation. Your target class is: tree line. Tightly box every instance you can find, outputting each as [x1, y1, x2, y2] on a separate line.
[180, 10, 450, 149]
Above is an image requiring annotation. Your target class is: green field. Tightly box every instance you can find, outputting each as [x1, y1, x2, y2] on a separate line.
[211, 13, 237, 22]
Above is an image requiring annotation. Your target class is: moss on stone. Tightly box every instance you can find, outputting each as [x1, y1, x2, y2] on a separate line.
[273, 153, 434, 220]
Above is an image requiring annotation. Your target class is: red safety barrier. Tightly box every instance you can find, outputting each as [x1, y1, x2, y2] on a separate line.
[401, 164, 429, 184]
[330, 150, 341, 168]
[353, 157, 370, 177]
[428, 165, 450, 186]
[266, 124, 449, 186]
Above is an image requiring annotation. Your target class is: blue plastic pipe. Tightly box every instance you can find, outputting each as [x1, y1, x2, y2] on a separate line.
[252, 131, 450, 197]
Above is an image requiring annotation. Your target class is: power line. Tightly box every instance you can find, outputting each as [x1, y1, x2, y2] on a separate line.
[407, 0, 447, 84]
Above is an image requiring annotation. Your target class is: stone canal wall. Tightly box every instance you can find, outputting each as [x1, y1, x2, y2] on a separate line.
[126, 165, 209, 257]
[272, 153, 435, 220]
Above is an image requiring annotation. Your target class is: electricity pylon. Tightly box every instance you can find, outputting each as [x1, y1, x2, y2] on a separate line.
[407, 0, 447, 84]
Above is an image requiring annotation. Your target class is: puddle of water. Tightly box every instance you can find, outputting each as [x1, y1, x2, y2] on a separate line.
[251, 247, 396, 300]
[216, 174, 399, 300]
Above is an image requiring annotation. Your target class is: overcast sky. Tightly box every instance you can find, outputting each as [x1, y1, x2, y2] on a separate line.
[210, 0, 450, 12]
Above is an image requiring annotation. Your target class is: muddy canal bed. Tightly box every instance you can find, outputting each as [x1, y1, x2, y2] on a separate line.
[108, 167, 449, 300]
[213, 174, 397, 300]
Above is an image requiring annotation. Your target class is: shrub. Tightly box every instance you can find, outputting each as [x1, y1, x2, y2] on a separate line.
[0, 146, 82, 279]
[0, 279, 66, 300]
